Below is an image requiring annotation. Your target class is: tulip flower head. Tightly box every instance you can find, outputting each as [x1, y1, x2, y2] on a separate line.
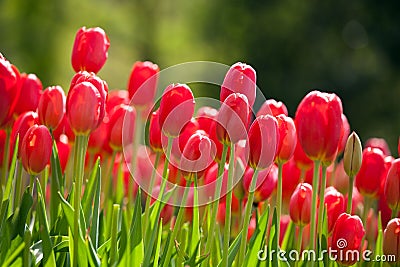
[243, 164, 278, 203]
[248, 115, 278, 170]
[324, 186, 345, 233]
[13, 73, 42, 116]
[38, 85, 66, 129]
[331, 213, 365, 266]
[220, 62, 256, 108]
[343, 132, 363, 177]
[216, 93, 249, 145]
[109, 104, 136, 151]
[384, 158, 400, 212]
[128, 61, 159, 108]
[295, 90, 343, 164]
[11, 111, 39, 159]
[20, 125, 52, 175]
[256, 99, 288, 117]
[274, 114, 297, 164]
[71, 27, 110, 73]
[289, 183, 313, 226]
[158, 83, 195, 138]
[148, 109, 163, 153]
[383, 218, 400, 262]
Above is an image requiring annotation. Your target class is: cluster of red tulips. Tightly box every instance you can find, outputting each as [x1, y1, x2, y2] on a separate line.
[0, 26, 399, 266]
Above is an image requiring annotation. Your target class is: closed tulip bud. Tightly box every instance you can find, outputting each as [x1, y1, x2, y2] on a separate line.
[13, 73, 42, 116]
[108, 104, 136, 151]
[289, 183, 313, 226]
[248, 115, 278, 170]
[384, 158, 400, 211]
[38, 86, 66, 129]
[275, 114, 297, 164]
[216, 93, 249, 145]
[158, 83, 195, 138]
[295, 90, 343, 164]
[11, 111, 39, 159]
[20, 125, 52, 175]
[127, 61, 159, 108]
[66, 81, 103, 136]
[70, 71, 108, 127]
[324, 186, 345, 233]
[343, 132, 362, 177]
[243, 164, 278, 203]
[180, 132, 215, 180]
[256, 99, 288, 117]
[149, 109, 163, 152]
[355, 147, 386, 198]
[220, 62, 256, 108]
[383, 218, 400, 261]
[0, 57, 21, 127]
[71, 27, 110, 73]
[331, 213, 365, 266]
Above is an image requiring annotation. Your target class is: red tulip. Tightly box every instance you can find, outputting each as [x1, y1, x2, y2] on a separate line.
[53, 114, 75, 143]
[248, 115, 278, 170]
[293, 137, 313, 171]
[256, 99, 288, 117]
[20, 125, 52, 175]
[108, 104, 136, 151]
[384, 158, 400, 211]
[180, 132, 215, 179]
[38, 86, 66, 129]
[71, 27, 110, 73]
[295, 90, 343, 164]
[66, 81, 103, 136]
[220, 62, 256, 108]
[275, 114, 296, 164]
[324, 186, 345, 233]
[88, 118, 110, 154]
[365, 137, 391, 156]
[0, 56, 20, 127]
[243, 164, 278, 203]
[282, 158, 302, 207]
[13, 73, 42, 116]
[171, 118, 200, 159]
[11, 111, 39, 159]
[355, 147, 386, 198]
[289, 183, 313, 226]
[158, 83, 195, 138]
[331, 213, 365, 266]
[56, 134, 71, 174]
[70, 71, 108, 127]
[196, 106, 218, 133]
[127, 61, 159, 108]
[149, 109, 163, 153]
[383, 218, 400, 261]
[216, 93, 249, 145]
[337, 114, 350, 155]
[106, 90, 129, 114]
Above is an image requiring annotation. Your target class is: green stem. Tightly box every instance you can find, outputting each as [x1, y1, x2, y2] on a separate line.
[143, 152, 161, 234]
[162, 179, 191, 266]
[29, 175, 35, 197]
[309, 160, 320, 256]
[73, 135, 88, 267]
[110, 204, 120, 266]
[317, 165, 328, 238]
[13, 161, 23, 211]
[276, 163, 283, 253]
[238, 168, 259, 266]
[1, 128, 11, 187]
[295, 225, 304, 267]
[347, 176, 354, 214]
[191, 174, 200, 257]
[222, 143, 235, 267]
[106, 151, 117, 203]
[130, 109, 142, 208]
[202, 143, 228, 266]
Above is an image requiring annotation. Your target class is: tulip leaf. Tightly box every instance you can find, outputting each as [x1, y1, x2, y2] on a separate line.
[36, 179, 57, 266]
[374, 212, 383, 267]
[50, 139, 63, 228]
[82, 157, 100, 225]
[4, 135, 19, 204]
[89, 159, 101, 249]
[130, 189, 143, 266]
[153, 218, 163, 267]
[244, 205, 270, 266]
[216, 229, 242, 267]
[270, 207, 278, 267]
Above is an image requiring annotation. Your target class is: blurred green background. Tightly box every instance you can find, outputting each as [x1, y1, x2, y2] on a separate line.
[1, 0, 399, 153]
